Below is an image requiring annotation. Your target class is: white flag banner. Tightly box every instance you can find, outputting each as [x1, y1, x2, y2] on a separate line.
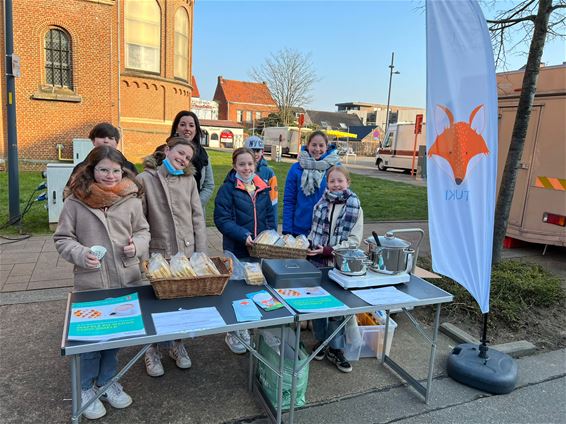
[426, 0, 498, 313]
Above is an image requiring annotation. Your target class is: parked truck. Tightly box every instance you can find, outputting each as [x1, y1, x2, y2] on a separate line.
[375, 122, 426, 172]
[262, 127, 312, 157]
[496, 64, 565, 247]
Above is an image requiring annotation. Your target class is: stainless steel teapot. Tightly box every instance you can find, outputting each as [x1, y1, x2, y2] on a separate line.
[363, 228, 424, 275]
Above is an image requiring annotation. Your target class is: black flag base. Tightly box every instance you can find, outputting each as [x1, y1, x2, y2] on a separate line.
[447, 343, 518, 394]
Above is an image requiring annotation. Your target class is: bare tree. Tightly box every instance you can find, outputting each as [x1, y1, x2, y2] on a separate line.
[250, 48, 318, 125]
[487, 0, 566, 264]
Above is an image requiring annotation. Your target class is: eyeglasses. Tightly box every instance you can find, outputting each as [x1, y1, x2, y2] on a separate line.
[94, 167, 123, 176]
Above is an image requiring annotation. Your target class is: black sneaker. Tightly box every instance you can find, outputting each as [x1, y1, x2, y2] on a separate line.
[326, 348, 352, 373]
[312, 342, 326, 361]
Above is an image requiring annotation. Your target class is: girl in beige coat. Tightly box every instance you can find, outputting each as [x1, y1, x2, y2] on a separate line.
[136, 136, 207, 377]
[54, 146, 150, 420]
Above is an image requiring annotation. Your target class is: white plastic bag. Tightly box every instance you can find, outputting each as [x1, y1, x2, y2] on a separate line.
[224, 250, 244, 280]
[190, 252, 220, 276]
[169, 252, 196, 277]
[147, 253, 172, 279]
[344, 315, 362, 350]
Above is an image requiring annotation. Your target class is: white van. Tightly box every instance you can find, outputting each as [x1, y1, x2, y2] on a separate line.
[262, 127, 313, 157]
[375, 123, 426, 172]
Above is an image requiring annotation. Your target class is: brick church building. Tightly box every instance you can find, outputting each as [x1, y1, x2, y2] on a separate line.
[0, 0, 196, 168]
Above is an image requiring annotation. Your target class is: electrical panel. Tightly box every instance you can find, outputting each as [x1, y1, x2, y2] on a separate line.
[72, 138, 93, 164]
[46, 163, 74, 229]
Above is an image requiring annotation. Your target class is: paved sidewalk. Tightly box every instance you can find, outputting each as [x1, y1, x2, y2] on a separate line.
[1, 221, 565, 423]
[0, 222, 431, 294]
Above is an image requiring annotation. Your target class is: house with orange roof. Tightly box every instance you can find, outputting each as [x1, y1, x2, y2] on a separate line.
[213, 76, 279, 126]
[191, 75, 219, 121]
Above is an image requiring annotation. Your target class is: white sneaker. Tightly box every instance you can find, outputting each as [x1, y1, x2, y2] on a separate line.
[225, 330, 251, 354]
[100, 382, 132, 409]
[81, 387, 106, 420]
[168, 341, 192, 369]
[144, 345, 164, 377]
[238, 329, 251, 346]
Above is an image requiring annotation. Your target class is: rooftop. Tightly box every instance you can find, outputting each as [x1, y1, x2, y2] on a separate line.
[215, 76, 277, 106]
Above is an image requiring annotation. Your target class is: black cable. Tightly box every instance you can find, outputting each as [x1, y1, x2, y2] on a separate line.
[0, 187, 39, 230]
[0, 234, 31, 245]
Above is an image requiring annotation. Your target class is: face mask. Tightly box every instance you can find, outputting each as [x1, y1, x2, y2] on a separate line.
[163, 158, 184, 176]
[235, 172, 255, 184]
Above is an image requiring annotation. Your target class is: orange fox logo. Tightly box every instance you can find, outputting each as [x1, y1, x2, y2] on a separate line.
[428, 104, 489, 185]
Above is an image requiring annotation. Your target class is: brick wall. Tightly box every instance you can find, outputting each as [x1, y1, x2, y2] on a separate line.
[0, 0, 195, 170]
[226, 103, 279, 124]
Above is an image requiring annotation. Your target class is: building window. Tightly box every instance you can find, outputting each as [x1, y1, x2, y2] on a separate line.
[174, 8, 189, 80]
[125, 0, 160, 73]
[255, 112, 262, 120]
[237, 110, 243, 122]
[245, 111, 252, 123]
[44, 28, 73, 89]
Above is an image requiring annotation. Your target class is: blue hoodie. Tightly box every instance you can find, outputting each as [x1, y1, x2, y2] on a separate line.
[282, 145, 339, 236]
[214, 169, 276, 258]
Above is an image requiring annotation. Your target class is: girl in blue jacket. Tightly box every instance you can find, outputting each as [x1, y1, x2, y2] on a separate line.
[282, 131, 341, 236]
[214, 147, 276, 354]
[214, 147, 276, 258]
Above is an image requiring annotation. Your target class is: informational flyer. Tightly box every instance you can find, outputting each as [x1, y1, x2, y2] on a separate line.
[151, 307, 226, 335]
[276, 287, 348, 313]
[352, 286, 417, 306]
[246, 290, 284, 311]
[68, 293, 145, 342]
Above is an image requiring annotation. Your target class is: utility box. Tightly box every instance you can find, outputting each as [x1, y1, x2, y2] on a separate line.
[72, 138, 93, 164]
[46, 163, 74, 230]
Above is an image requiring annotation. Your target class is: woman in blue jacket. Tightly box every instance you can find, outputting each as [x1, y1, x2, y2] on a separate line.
[282, 131, 341, 236]
[214, 147, 276, 354]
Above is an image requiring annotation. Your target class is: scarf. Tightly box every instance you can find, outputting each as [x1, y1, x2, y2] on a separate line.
[308, 189, 361, 247]
[74, 178, 139, 209]
[192, 143, 209, 192]
[299, 148, 340, 196]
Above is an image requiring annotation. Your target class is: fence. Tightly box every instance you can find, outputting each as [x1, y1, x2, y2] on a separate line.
[347, 141, 380, 157]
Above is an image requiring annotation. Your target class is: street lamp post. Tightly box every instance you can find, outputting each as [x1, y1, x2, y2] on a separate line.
[384, 52, 400, 140]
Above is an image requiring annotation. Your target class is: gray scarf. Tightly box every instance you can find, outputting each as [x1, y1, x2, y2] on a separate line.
[299, 149, 341, 196]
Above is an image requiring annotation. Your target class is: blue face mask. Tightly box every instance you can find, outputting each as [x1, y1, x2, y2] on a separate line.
[235, 172, 255, 184]
[163, 158, 184, 176]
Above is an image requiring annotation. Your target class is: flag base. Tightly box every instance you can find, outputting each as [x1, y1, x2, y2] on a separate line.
[447, 343, 518, 394]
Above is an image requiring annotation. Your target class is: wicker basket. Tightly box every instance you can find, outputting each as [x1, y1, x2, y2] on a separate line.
[247, 243, 308, 259]
[146, 257, 232, 299]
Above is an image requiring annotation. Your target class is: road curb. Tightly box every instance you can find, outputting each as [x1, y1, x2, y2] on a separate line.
[440, 322, 537, 357]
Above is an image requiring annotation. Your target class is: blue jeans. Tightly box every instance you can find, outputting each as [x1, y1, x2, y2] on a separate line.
[313, 317, 346, 350]
[80, 348, 119, 390]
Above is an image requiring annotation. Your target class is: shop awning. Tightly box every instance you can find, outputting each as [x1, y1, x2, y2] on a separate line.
[325, 130, 358, 139]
